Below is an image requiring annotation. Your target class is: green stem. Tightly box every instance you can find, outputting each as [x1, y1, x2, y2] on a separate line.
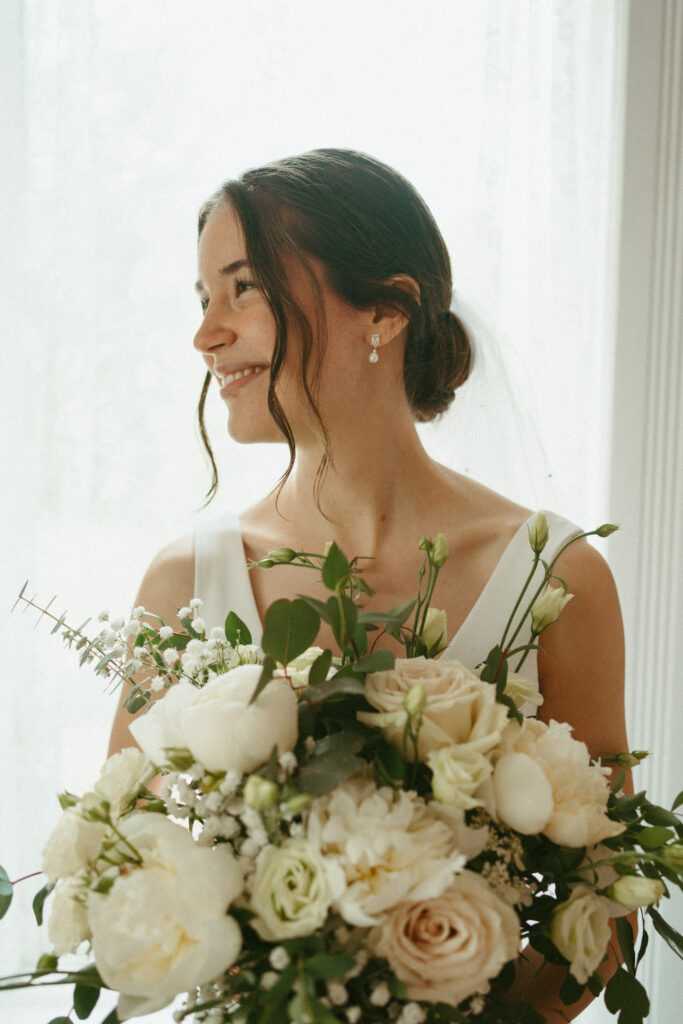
[499, 554, 541, 650]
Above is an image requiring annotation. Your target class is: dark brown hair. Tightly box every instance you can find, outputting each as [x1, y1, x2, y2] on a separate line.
[197, 148, 472, 503]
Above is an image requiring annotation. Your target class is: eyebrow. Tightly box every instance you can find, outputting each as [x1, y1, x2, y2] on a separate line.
[194, 259, 250, 294]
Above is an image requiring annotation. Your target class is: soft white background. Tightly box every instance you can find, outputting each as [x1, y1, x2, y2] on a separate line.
[1, 1, 679, 1022]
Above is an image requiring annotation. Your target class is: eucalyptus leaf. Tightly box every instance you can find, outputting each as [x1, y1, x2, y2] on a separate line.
[647, 906, 683, 957]
[303, 676, 366, 703]
[262, 599, 320, 666]
[307, 649, 333, 688]
[604, 967, 649, 1020]
[32, 884, 52, 925]
[297, 750, 364, 796]
[350, 649, 395, 674]
[616, 916, 636, 974]
[74, 979, 101, 1019]
[224, 611, 253, 647]
[559, 970, 585, 1005]
[321, 542, 350, 591]
[247, 655, 276, 706]
[0, 865, 12, 920]
[326, 594, 357, 649]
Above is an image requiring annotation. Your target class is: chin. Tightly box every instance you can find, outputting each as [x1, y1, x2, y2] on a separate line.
[226, 414, 285, 446]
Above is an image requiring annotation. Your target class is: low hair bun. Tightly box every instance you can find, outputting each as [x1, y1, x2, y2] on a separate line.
[404, 308, 474, 422]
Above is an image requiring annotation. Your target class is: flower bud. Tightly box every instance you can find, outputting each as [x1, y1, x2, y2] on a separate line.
[243, 775, 279, 812]
[659, 843, 683, 870]
[269, 547, 297, 564]
[596, 523, 619, 538]
[530, 586, 574, 633]
[284, 794, 312, 816]
[606, 875, 665, 911]
[420, 607, 448, 654]
[418, 536, 432, 552]
[431, 533, 449, 567]
[403, 684, 427, 717]
[528, 512, 549, 554]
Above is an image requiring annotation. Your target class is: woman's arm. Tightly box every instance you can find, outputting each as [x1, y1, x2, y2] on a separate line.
[507, 539, 632, 1020]
[107, 534, 195, 757]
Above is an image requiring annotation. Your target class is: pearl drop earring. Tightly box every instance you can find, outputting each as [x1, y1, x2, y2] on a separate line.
[369, 333, 380, 364]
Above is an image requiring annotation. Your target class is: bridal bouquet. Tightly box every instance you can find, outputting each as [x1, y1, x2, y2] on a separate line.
[2, 515, 682, 1024]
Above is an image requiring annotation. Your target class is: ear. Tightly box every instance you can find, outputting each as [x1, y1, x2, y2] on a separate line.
[371, 274, 421, 344]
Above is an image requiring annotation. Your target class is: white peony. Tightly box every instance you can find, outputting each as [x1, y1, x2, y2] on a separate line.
[551, 884, 612, 984]
[358, 657, 509, 760]
[42, 810, 108, 884]
[307, 776, 465, 926]
[368, 871, 520, 1006]
[490, 719, 625, 847]
[249, 838, 343, 940]
[87, 812, 243, 1020]
[94, 748, 155, 816]
[47, 876, 91, 954]
[131, 665, 298, 774]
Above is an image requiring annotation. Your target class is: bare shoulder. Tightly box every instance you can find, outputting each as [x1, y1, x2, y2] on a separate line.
[538, 537, 627, 759]
[135, 533, 195, 629]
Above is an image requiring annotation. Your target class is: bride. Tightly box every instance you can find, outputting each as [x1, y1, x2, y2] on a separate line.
[108, 148, 629, 1021]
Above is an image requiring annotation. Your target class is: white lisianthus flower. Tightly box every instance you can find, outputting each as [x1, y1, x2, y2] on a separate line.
[528, 512, 549, 554]
[427, 745, 492, 809]
[94, 748, 155, 817]
[502, 670, 543, 712]
[490, 719, 625, 847]
[550, 884, 612, 984]
[420, 607, 448, 654]
[47, 876, 90, 954]
[42, 810, 108, 884]
[358, 657, 509, 761]
[368, 871, 520, 1006]
[88, 813, 243, 1020]
[250, 838, 342, 940]
[530, 585, 573, 632]
[606, 875, 666, 911]
[307, 777, 464, 926]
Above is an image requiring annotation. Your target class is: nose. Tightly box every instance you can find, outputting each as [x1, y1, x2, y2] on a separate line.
[193, 308, 237, 355]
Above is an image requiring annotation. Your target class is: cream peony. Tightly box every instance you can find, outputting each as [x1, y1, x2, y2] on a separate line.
[94, 748, 155, 816]
[131, 665, 298, 774]
[490, 719, 625, 846]
[307, 776, 464, 926]
[87, 813, 243, 1020]
[550, 884, 612, 984]
[47, 877, 91, 954]
[369, 871, 520, 1005]
[42, 810, 108, 884]
[249, 838, 343, 940]
[358, 657, 509, 760]
[427, 745, 492, 810]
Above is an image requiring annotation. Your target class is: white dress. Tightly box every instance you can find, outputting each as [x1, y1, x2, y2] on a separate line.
[193, 509, 582, 694]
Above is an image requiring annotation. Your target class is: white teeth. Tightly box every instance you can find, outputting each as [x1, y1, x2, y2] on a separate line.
[217, 366, 265, 387]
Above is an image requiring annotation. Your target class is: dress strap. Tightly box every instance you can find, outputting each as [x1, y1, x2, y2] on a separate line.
[193, 511, 264, 644]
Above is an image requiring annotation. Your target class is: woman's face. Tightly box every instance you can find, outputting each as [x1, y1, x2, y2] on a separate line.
[194, 202, 367, 446]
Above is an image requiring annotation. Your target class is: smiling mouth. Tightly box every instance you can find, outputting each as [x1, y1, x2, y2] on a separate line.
[216, 365, 267, 393]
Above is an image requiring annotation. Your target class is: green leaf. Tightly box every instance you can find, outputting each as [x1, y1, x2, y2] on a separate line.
[74, 979, 101, 1018]
[305, 953, 355, 979]
[604, 968, 649, 1021]
[611, 790, 647, 819]
[248, 655, 276, 706]
[326, 594, 357, 650]
[98, 1011, 120, 1024]
[47, 1018, 73, 1024]
[224, 611, 253, 647]
[559, 970, 585, 1005]
[616, 916, 636, 974]
[33, 884, 52, 925]
[348, 649, 395, 674]
[639, 826, 674, 849]
[125, 694, 147, 715]
[36, 952, 58, 971]
[307, 649, 333, 688]
[262, 599, 320, 666]
[297, 748, 364, 796]
[648, 906, 683, 958]
[321, 542, 350, 591]
[0, 865, 13, 920]
[635, 926, 649, 969]
[303, 676, 366, 703]
[641, 803, 680, 828]
[672, 790, 683, 811]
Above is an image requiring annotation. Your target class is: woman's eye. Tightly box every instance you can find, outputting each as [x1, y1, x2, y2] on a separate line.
[234, 277, 255, 297]
[199, 297, 209, 313]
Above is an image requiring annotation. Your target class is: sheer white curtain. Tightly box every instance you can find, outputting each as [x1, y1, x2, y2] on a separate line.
[2, 2, 625, 1021]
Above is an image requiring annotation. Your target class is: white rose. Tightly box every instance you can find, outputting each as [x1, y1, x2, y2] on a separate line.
[47, 876, 90, 954]
[250, 839, 341, 940]
[307, 776, 464, 926]
[42, 810, 108, 884]
[94, 748, 155, 816]
[427, 745, 493, 809]
[87, 813, 243, 1020]
[490, 719, 625, 847]
[368, 871, 520, 1006]
[357, 656, 509, 760]
[551, 884, 612, 984]
[132, 665, 298, 774]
